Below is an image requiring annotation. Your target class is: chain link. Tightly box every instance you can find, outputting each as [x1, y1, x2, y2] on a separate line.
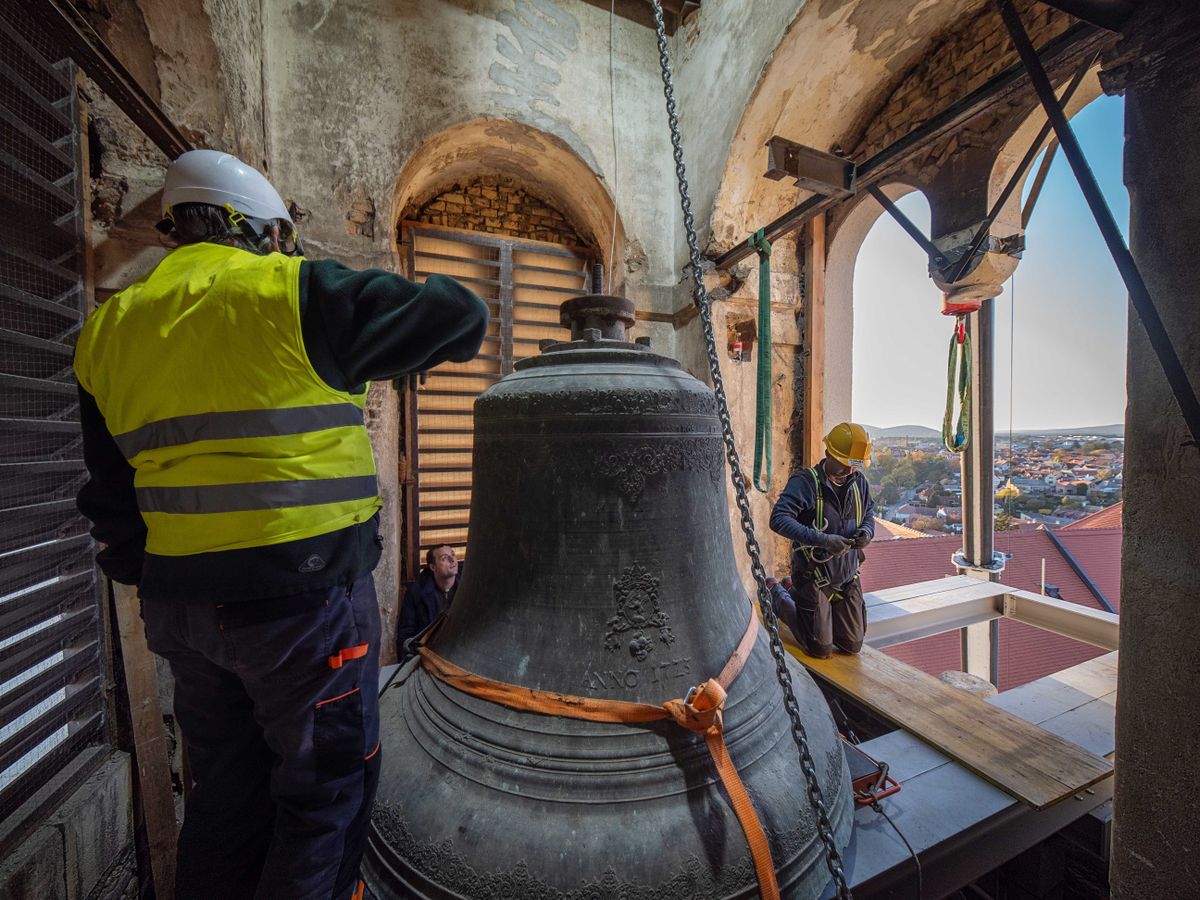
[646, 4, 851, 896]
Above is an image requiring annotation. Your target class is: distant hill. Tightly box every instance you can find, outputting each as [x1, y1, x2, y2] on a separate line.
[864, 424, 941, 440]
[1013, 424, 1125, 438]
[862, 423, 1124, 441]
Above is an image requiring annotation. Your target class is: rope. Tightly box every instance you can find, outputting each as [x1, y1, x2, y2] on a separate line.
[419, 613, 781, 900]
[749, 229, 773, 493]
[606, 0, 619, 290]
[942, 318, 972, 453]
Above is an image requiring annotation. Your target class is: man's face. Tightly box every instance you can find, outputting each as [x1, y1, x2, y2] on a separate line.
[823, 455, 854, 486]
[432, 547, 458, 581]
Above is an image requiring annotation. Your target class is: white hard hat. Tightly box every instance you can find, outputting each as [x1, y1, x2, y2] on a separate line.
[162, 149, 292, 226]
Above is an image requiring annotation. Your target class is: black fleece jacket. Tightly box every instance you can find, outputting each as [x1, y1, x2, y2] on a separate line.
[769, 467, 875, 589]
[76, 254, 489, 602]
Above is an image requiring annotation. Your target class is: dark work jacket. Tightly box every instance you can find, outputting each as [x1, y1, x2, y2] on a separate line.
[769, 468, 876, 589]
[397, 568, 458, 651]
[76, 253, 489, 602]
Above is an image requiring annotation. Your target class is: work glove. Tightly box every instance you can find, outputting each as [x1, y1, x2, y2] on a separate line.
[813, 533, 852, 556]
[851, 528, 872, 549]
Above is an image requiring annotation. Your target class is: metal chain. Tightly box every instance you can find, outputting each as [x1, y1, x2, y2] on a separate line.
[647, 4, 851, 896]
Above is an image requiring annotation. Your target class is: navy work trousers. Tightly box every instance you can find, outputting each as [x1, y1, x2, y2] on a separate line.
[771, 577, 866, 659]
[143, 575, 381, 900]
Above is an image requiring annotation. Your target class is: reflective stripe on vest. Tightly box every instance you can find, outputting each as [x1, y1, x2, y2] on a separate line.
[75, 243, 381, 557]
[113, 403, 367, 459]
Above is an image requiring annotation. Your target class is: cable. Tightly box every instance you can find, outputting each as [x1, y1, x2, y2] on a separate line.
[1007, 271, 1015, 557]
[606, 0, 619, 291]
[870, 799, 922, 900]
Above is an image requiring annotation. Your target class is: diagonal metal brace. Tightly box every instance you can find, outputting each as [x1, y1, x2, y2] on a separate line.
[865, 184, 951, 270]
[997, 0, 1200, 449]
[949, 54, 1095, 284]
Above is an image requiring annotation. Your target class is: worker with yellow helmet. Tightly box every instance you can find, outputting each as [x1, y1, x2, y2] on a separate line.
[768, 422, 876, 658]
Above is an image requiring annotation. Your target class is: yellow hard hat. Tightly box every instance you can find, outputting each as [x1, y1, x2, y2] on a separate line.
[824, 422, 872, 469]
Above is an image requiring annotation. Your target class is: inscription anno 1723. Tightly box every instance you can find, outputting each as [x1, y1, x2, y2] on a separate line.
[582, 657, 693, 693]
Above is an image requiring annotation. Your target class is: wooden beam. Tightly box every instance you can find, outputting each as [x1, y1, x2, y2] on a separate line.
[789, 642, 1113, 810]
[399, 378, 420, 584]
[112, 582, 177, 899]
[802, 215, 827, 466]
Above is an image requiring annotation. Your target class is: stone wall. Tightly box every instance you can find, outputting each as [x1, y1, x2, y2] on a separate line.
[845, 0, 1072, 165]
[411, 177, 588, 248]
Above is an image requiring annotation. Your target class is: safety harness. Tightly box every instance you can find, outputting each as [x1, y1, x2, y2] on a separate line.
[417, 611, 782, 900]
[797, 467, 863, 591]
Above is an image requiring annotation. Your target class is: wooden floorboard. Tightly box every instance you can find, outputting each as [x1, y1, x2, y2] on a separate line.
[790, 643, 1114, 810]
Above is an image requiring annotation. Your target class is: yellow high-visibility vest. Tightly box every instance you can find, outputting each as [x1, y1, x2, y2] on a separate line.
[75, 242, 380, 557]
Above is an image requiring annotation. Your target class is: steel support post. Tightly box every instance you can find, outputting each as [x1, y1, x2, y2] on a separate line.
[955, 299, 1002, 685]
[961, 620, 1000, 684]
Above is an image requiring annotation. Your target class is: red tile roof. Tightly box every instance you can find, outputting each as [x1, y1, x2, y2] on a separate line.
[1062, 501, 1123, 529]
[860, 525, 1121, 690]
[1054, 527, 1122, 612]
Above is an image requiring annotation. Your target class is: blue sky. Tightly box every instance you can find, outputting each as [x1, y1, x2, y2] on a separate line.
[852, 94, 1129, 432]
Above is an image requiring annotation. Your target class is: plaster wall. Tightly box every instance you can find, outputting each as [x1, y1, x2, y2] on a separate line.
[263, 0, 678, 301]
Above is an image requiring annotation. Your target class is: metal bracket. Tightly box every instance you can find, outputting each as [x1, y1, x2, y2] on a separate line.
[952, 550, 1007, 577]
[765, 136, 857, 197]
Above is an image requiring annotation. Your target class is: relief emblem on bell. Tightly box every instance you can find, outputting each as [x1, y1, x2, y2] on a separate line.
[605, 564, 674, 660]
[365, 295, 852, 899]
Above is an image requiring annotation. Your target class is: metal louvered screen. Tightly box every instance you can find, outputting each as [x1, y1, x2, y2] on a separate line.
[401, 225, 590, 562]
[0, 5, 105, 825]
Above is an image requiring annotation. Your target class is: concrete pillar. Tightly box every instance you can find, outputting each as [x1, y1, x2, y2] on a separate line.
[1102, 3, 1200, 895]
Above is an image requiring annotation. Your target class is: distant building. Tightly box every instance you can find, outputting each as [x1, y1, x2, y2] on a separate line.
[892, 504, 939, 523]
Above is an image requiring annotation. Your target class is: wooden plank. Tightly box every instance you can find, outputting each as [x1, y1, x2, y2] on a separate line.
[112, 582, 177, 899]
[789, 642, 1113, 810]
[802, 215, 826, 466]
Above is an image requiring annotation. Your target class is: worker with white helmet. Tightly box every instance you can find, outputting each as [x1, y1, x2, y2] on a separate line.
[768, 422, 876, 659]
[74, 150, 489, 900]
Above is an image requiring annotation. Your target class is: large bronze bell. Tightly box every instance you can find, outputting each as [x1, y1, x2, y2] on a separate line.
[365, 296, 853, 898]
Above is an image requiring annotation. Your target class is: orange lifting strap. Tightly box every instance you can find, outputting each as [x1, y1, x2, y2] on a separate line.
[418, 612, 781, 900]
